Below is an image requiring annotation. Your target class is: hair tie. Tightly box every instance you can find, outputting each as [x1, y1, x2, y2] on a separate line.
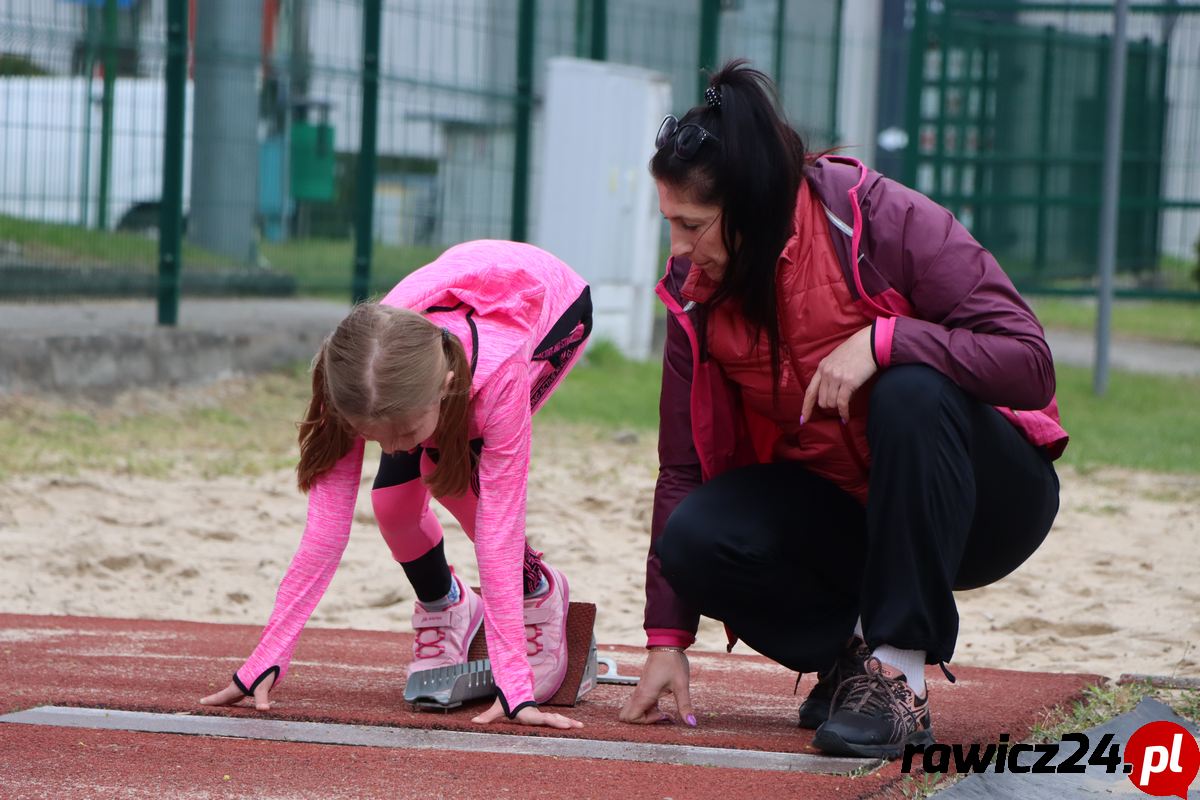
[705, 85, 722, 110]
[441, 326, 452, 344]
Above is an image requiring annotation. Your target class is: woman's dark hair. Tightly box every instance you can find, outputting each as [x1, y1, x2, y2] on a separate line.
[650, 59, 809, 392]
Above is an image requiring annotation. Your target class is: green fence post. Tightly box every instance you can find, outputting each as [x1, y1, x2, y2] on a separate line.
[353, 0, 382, 304]
[933, 5, 950, 207]
[573, 0, 606, 61]
[97, 0, 118, 230]
[575, 0, 588, 57]
[591, 0, 607, 60]
[698, 0, 720, 101]
[157, 0, 187, 326]
[1034, 25, 1055, 273]
[1149, 32, 1169, 279]
[828, 0, 845, 145]
[774, 0, 787, 90]
[80, 4, 98, 227]
[903, 0, 929, 189]
[510, 0, 536, 243]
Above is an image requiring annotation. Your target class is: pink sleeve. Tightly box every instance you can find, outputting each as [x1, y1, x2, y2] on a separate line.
[473, 361, 537, 712]
[872, 316, 896, 368]
[646, 628, 697, 649]
[234, 438, 365, 694]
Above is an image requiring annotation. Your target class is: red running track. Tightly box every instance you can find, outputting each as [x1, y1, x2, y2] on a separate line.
[0, 614, 1100, 799]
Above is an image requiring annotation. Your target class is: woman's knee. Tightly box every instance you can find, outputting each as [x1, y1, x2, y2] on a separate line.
[870, 365, 957, 416]
[869, 365, 969, 442]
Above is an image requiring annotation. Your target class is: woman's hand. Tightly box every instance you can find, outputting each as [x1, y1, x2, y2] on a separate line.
[471, 698, 583, 730]
[618, 648, 696, 726]
[801, 324, 878, 424]
[200, 674, 273, 712]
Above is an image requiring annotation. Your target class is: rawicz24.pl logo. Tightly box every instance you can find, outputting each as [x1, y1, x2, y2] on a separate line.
[901, 720, 1199, 798]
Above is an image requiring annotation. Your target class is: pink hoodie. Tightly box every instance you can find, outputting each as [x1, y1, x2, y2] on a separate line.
[234, 240, 589, 711]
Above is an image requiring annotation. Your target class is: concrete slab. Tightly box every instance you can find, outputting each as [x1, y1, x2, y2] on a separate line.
[1046, 328, 1200, 377]
[0, 298, 348, 396]
[1, 706, 879, 774]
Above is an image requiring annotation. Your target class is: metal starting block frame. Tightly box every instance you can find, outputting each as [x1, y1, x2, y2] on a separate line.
[405, 604, 609, 710]
[403, 658, 497, 710]
[405, 601, 636, 711]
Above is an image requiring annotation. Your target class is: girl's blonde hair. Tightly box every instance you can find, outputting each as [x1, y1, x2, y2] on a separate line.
[296, 303, 474, 497]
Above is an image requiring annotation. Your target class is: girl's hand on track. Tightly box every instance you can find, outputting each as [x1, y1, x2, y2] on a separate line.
[200, 674, 274, 712]
[471, 698, 584, 729]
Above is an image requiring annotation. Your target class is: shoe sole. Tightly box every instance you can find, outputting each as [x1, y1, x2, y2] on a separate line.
[811, 726, 935, 760]
[797, 705, 827, 730]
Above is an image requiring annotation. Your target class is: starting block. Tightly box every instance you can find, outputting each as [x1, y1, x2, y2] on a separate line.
[404, 600, 601, 710]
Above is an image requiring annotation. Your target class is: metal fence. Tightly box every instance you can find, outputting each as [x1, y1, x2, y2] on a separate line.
[0, 0, 1197, 304]
[900, 0, 1200, 294]
[0, 0, 843, 302]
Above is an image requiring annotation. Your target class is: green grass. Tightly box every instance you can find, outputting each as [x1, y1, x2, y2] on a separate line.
[549, 348, 1200, 475]
[538, 341, 662, 429]
[1031, 296, 1200, 347]
[259, 239, 443, 296]
[0, 214, 233, 270]
[1029, 681, 1152, 743]
[1054, 365, 1200, 474]
[0, 214, 442, 295]
[1, 344, 1196, 480]
[1159, 252, 1200, 291]
[0, 344, 659, 481]
[0, 365, 312, 482]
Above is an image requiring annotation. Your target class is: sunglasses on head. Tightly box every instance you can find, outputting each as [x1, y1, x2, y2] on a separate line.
[655, 115, 720, 161]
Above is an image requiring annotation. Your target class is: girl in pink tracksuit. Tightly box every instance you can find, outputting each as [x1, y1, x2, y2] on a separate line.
[201, 240, 592, 728]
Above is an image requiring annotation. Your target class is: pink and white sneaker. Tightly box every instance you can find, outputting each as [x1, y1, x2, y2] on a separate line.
[407, 569, 484, 679]
[524, 562, 570, 703]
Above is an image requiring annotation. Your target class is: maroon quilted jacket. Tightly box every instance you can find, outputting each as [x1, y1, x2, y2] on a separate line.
[644, 156, 1068, 649]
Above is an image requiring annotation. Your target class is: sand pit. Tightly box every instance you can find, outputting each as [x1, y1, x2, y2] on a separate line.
[0, 419, 1196, 682]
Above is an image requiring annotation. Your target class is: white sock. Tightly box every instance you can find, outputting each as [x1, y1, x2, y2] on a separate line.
[853, 617, 864, 640]
[873, 645, 926, 696]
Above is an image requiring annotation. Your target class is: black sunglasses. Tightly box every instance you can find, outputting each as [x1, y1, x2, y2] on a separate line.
[655, 115, 720, 160]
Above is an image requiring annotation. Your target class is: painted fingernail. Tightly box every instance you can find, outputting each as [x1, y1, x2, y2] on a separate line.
[686, 715, 697, 727]
[655, 715, 674, 725]
[799, 415, 805, 425]
[840, 417, 847, 425]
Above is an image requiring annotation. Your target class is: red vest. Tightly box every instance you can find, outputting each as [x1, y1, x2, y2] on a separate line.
[687, 181, 874, 501]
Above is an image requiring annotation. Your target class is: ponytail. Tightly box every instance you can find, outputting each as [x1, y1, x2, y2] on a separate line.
[424, 330, 474, 498]
[650, 58, 807, 397]
[296, 343, 355, 492]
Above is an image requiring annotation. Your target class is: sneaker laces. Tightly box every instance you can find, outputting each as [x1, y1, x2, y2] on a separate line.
[413, 627, 446, 659]
[795, 636, 869, 695]
[525, 623, 544, 656]
[834, 657, 918, 719]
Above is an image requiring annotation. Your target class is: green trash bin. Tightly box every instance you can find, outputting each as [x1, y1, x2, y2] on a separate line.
[290, 121, 336, 202]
